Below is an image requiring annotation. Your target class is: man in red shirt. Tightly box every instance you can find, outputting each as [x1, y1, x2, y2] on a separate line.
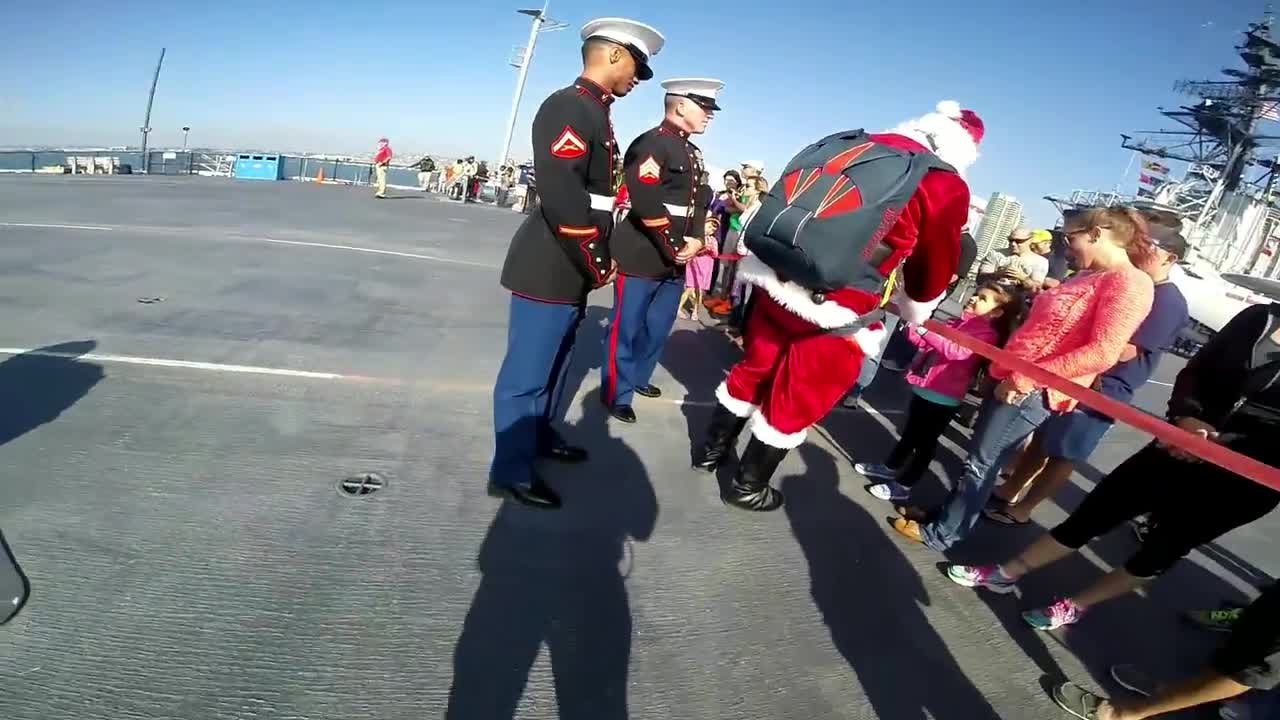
[694, 101, 983, 512]
[372, 138, 393, 199]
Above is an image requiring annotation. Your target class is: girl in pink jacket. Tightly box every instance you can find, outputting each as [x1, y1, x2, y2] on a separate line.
[858, 282, 1026, 503]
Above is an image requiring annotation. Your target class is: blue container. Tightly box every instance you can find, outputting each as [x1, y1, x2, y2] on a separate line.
[233, 153, 282, 181]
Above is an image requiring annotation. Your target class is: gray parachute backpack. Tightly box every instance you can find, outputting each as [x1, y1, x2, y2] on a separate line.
[743, 129, 955, 323]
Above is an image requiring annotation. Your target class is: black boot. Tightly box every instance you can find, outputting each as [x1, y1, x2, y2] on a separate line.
[693, 404, 748, 471]
[723, 437, 787, 512]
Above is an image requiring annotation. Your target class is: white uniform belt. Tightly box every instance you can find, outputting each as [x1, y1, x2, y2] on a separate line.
[664, 203, 691, 215]
[589, 193, 615, 212]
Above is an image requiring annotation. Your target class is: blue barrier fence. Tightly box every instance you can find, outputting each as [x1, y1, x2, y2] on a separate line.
[0, 149, 430, 188]
[0, 150, 421, 187]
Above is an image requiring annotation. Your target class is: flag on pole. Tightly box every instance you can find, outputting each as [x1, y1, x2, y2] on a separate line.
[1257, 101, 1279, 122]
[1140, 158, 1170, 175]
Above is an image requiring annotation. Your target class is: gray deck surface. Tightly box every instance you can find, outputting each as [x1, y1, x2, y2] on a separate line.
[0, 175, 1275, 719]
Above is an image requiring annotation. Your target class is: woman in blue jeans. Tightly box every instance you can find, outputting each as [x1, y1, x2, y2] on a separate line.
[890, 206, 1156, 550]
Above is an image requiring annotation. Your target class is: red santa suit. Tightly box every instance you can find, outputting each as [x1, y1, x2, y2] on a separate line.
[696, 101, 984, 511]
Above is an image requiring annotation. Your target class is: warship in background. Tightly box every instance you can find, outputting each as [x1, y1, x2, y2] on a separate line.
[1048, 15, 1280, 341]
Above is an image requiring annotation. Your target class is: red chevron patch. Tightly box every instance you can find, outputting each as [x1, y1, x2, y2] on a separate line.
[550, 126, 587, 159]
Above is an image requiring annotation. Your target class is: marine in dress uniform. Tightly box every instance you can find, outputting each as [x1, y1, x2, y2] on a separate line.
[490, 18, 665, 510]
[601, 78, 723, 424]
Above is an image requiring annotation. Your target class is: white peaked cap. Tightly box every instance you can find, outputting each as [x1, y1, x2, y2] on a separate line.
[661, 78, 724, 110]
[580, 18, 665, 79]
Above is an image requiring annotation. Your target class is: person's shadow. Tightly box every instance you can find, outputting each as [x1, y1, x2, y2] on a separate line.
[783, 444, 1000, 720]
[0, 340, 105, 626]
[0, 340, 104, 450]
[446, 394, 658, 720]
[659, 328, 743, 465]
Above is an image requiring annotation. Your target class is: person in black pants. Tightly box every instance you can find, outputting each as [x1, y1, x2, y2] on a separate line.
[856, 282, 1025, 503]
[1052, 582, 1280, 719]
[944, 301, 1280, 632]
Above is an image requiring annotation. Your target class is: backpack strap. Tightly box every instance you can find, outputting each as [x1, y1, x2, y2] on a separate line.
[825, 308, 888, 339]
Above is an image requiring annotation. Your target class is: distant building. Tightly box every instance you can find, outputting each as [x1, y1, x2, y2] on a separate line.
[973, 192, 1023, 262]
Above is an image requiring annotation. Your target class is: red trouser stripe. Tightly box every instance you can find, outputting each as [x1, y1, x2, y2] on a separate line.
[605, 275, 626, 405]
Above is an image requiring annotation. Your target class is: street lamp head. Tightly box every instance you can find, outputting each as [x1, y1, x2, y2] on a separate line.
[517, 8, 541, 17]
[182, 126, 190, 132]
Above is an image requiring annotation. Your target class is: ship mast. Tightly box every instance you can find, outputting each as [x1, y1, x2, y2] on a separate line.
[1047, 14, 1280, 275]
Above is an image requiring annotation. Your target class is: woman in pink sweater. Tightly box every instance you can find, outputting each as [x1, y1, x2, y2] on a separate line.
[893, 206, 1155, 551]
[857, 282, 1026, 503]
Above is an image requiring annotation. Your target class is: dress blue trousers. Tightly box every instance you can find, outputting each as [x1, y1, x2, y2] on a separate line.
[602, 274, 683, 407]
[490, 294, 584, 489]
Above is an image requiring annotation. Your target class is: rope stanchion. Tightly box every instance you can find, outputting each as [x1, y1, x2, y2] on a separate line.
[915, 315, 1280, 491]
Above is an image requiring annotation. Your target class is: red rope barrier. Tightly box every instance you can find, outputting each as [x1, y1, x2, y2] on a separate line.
[917, 316, 1280, 492]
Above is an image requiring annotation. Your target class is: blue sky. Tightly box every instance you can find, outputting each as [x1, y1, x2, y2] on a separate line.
[0, 0, 1269, 225]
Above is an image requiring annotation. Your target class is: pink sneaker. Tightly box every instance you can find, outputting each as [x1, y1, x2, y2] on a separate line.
[1023, 598, 1082, 631]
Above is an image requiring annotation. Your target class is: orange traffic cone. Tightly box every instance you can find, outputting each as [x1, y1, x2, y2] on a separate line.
[316, 167, 325, 184]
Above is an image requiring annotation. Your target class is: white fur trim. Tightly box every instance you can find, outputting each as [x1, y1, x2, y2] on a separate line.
[749, 412, 807, 449]
[895, 290, 947, 325]
[737, 255, 859, 329]
[887, 112, 979, 176]
[853, 325, 888, 357]
[936, 100, 961, 119]
[715, 382, 758, 418]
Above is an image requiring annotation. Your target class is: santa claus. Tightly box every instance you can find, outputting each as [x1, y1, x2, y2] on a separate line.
[694, 101, 984, 511]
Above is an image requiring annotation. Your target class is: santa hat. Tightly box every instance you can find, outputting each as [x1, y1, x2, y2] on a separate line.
[887, 100, 983, 175]
[935, 101, 984, 144]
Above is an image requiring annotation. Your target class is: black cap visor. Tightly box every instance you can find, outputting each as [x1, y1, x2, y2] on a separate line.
[622, 42, 653, 80]
[585, 36, 653, 80]
[683, 93, 720, 111]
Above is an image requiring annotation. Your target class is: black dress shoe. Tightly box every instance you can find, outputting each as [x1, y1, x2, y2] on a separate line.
[487, 479, 562, 509]
[609, 404, 637, 423]
[634, 384, 662, 399]
[541, 443, 588, 463]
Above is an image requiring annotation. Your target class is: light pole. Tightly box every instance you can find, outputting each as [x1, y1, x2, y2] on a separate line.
[498, 5, 569, 166]
[139, 47, 166, 173]
[182, 126, 190, 150]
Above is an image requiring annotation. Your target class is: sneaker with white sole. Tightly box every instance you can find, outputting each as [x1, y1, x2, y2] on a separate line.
[1052, 681, 1106, 720]
[854, 462, 897, 482]
[1023, 598, 1083, 630]
[945, 564, 1017, 593]
[866, 480, 911, 502]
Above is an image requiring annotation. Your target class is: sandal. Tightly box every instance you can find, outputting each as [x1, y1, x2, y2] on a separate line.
[1051, 681, 1105, 719]
[983, 508, 1031, 526]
